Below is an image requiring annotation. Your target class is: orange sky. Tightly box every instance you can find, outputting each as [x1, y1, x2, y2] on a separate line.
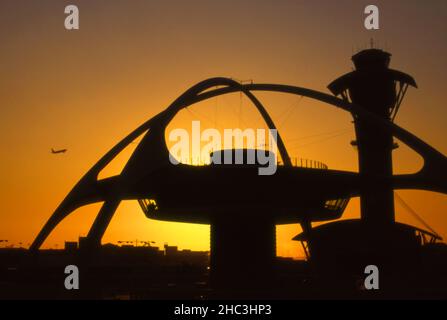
[0, 1, 446, 258]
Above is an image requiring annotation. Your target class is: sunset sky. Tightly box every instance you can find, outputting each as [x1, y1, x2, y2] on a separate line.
[0, 0, 446, 258]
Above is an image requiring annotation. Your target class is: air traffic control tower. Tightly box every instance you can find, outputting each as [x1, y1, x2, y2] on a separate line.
[291, 48, 422, 276]
[328, 49, 417, 230]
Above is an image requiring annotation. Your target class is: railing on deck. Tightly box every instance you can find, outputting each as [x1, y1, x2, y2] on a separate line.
[172, 155, 329, 170]
[324, 198, 350, 215]
[288, 157, 328, 170]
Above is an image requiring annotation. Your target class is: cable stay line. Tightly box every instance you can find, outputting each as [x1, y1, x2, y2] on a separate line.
[185, 105, 222, 128]
[287, 127, 352, 143]
[288, 130, 351, 150]
[394, 192, 440, 238]
[277, 96, 304, 128]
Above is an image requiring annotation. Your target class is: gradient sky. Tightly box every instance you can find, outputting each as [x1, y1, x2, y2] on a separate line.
[0, 0, 446, 258]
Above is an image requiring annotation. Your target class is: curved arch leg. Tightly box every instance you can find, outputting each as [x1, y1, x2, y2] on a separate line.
[29, 205, 77, 251]
[30, 78, 447, 253]
[84, 199, 121, 249]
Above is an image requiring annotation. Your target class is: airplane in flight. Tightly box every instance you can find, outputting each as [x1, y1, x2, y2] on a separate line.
[51, 148, 67, 154]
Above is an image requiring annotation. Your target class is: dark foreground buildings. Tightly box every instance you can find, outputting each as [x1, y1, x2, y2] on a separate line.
[0, 243, 209, 299]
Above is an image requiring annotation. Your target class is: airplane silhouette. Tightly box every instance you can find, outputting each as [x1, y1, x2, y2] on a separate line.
[51, 148, 67, 154]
